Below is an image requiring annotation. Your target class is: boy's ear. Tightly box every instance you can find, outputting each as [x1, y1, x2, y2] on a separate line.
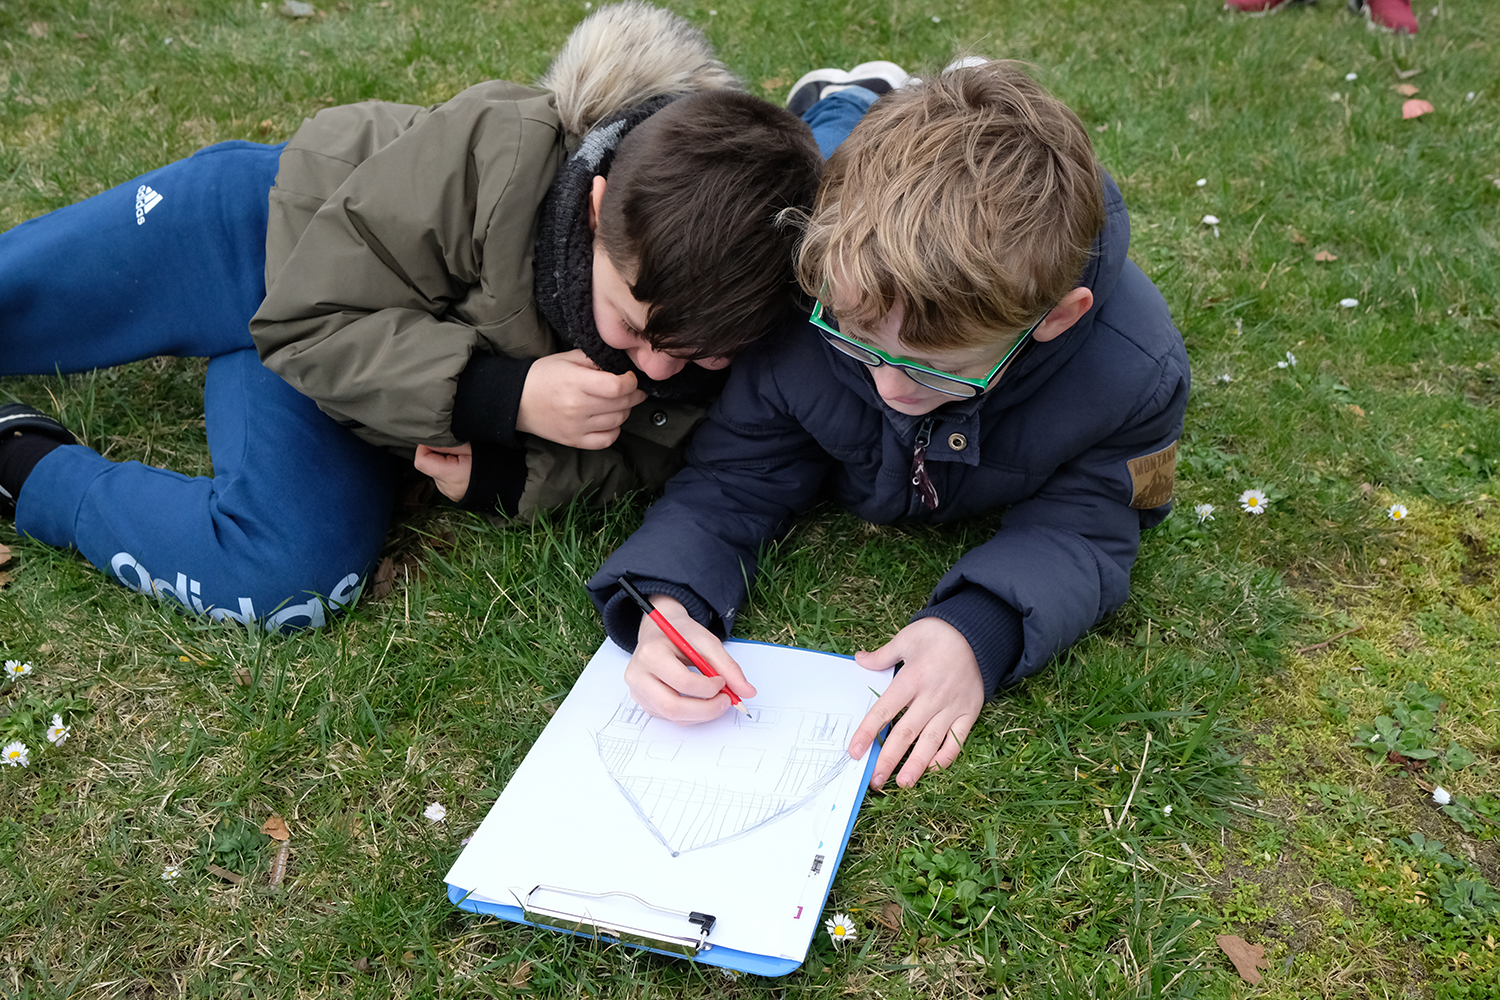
[588, 175, 606, 233]
[1031, 287, 1094, 343]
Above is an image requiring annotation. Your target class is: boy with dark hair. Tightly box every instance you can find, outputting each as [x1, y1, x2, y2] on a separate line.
[588, 60, 1190, 789]
[0, 3, 821, 629]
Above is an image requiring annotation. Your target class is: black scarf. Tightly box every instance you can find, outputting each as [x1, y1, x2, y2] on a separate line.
[532, 97, 728, 404]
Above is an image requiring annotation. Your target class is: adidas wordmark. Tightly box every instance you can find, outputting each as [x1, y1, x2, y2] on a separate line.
[134, 185, 162, 225]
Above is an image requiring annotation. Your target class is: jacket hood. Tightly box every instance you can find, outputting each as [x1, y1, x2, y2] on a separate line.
[540, 1, 742, 146]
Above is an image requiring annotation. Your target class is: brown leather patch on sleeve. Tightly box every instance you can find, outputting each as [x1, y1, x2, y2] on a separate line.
[1127, 441, 1178, 509]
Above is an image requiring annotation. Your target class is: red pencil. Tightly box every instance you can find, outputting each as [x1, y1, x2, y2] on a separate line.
[618, 577, 749, 715]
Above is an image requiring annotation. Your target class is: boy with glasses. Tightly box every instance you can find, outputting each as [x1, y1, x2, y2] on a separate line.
[588, 60, 1189, 789]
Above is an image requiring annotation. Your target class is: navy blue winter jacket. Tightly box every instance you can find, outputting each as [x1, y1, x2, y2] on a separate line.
[587, 174, 1189, 698]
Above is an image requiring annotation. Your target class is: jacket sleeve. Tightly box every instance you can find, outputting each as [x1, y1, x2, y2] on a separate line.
[923, 336, 1189, 693]
[251, 94, 561, 448]
[587, 356, 831, 643]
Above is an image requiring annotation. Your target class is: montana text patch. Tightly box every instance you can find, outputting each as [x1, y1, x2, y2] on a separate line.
[1127, 441, 1178, 509]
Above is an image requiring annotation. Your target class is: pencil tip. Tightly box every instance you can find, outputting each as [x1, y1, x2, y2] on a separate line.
[732, 701, 750, 716]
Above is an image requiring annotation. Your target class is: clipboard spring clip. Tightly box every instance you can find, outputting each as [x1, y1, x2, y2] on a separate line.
[521, 886, 717, 958]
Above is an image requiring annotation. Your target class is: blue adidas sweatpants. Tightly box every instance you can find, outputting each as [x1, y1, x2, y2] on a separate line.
[0, 141, 401, 628]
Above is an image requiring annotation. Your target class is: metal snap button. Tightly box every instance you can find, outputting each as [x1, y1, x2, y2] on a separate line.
[651, 411, 668, 427]
[947, 432, 968, 451]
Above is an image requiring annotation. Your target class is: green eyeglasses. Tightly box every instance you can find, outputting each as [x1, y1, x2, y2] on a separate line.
[808, 299, 1045, 398]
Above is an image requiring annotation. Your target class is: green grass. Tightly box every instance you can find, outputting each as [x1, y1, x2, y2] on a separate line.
[3, 0, 1499, 996]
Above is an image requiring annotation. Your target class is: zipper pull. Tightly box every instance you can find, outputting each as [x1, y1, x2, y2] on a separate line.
[910, 416, 940, 511]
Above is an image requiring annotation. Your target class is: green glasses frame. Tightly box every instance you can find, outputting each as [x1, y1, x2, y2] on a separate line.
[808, 299, 1045, 398]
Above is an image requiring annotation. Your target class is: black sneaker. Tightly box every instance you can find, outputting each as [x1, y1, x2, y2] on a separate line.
[0, 404, 78, 517]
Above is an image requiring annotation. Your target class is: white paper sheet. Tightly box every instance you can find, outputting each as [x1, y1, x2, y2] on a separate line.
[445, 638, 893, 962]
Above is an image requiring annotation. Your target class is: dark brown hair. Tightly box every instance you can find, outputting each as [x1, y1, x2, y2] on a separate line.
[797, 61, 1105, 351]
[597, 90, 822, 359]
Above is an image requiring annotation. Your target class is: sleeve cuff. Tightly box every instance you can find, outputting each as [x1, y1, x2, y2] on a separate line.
[452, 353, 535, 447]
[457, 440, 530, 515]
[912, 586, 1024, 700]
[600, 578, 719, 652]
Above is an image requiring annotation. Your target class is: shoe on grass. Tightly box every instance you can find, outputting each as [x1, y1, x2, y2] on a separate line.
[1351, 0, 1417, 34]
[786, 60, 909, 117]
[0, 403, 78, 518]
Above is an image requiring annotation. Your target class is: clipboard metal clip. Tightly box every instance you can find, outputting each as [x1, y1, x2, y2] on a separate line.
[521, 885, 716, 958]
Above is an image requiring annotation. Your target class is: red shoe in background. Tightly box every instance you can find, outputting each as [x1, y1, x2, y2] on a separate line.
[1353, 0, 1419, 34]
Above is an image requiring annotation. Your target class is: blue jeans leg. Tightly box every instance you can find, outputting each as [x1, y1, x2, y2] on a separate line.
[801, 86, 879, 159]
[18, 349, 401, 628]
[0, 140, 285, 370]
[2, 141, 401, 626]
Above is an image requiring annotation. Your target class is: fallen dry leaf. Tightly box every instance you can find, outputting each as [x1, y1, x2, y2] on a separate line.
[370, 556, 396, 600]
[1314, 250, 1339, 262]
[268, 839, 291, 887]
[1217, 934, 1268, 985]
[1393, 83, 1420, 96]
[27, 21, 48, 38]
[354, 957, 372, 974]
[261, 814, 291, 841]
[509, 961, 533, 987]
[1360, 481, 1375, 498]
[0, 543, 11, 567]
[232, 668, 253, 687]
[0, 571, 12, 589]
[1396, 67, 1422, 80]
[874, 900, 905, 932]
[206, 863, 244, 884]
[1402, 99, 1436, 119]
[1347, 404, 1367, 418]
[1289, 229, 1307, 245]
[761, 76, 788, 92]
[1094, 123, 1109, 132]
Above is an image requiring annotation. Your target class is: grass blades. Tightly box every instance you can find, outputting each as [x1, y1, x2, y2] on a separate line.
[2, 1, 1498, 996]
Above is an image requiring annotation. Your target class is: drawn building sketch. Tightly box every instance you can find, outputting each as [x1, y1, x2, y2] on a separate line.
[594, 700, 854, 855]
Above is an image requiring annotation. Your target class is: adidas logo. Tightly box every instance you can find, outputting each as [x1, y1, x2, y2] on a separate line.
[134, 185, 162, 225]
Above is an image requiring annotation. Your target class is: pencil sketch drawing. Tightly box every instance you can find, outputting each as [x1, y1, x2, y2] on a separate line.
[594, 700, 854, 855]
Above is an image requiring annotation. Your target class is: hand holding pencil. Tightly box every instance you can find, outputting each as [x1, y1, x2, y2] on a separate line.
[619, 581, 757, 723]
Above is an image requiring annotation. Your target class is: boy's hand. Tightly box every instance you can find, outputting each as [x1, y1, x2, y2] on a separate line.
[847, 618, 985, 790]
[518, 349, 648, 450]
[413, 442, 473, 501]
[627, 595, 759, 724]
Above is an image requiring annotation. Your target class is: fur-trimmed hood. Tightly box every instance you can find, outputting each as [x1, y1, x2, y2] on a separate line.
[540, 1, 742, 148]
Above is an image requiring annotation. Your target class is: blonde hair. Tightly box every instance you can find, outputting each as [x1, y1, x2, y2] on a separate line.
[796, 61, 1105, 351]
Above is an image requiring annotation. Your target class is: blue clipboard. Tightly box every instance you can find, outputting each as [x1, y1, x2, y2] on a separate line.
[444, 638, 888, 976]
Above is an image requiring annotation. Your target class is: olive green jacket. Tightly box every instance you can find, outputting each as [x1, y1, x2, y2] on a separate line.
[249, 81, 705, 519]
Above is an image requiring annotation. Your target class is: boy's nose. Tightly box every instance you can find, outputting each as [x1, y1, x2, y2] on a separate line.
[634, 346, 688, 381]
[872, 364, 920, 398]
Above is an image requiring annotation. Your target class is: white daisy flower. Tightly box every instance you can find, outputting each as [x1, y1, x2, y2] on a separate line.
[1196, 178, 1207, 187]
[1345, 72, 1358, 81]
[1163, 804, 1174, 816]
[1239, 489, 1269, 514]
[1339, 298, 1359, 309]
[45, 714, 70, 746]
[1285, 351, 1297, 367]
[161, 864, 183, 881]
[1432, 786, 1452, 806]
[824, 912, 857, 947]
[3, 660, 33, 679]
[1387, 503, 1408, 521]
[1195, 503, 1215, 523]
[1217, 373, 1233, 384]
[424, 801, 447, 823]
[1201, 215, 1220, 225]
[2, 741, 30, 767]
